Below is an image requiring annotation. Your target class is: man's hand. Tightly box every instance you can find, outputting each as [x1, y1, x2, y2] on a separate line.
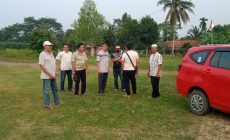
[156, 72, 160, 78]
[97, 69, 101, 74]
[147, 71, 150, 77]
[49, 74, 56, 79]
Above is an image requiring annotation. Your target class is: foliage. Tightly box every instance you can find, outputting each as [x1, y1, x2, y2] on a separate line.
[179, 42, 192, 55]
[30, 28, 60, 53]
[159, 22, 178, 41]
[0, 17, 64, 42]
[199, 24, 230, 45]
[199, 17, 208, 32]
[157, 0, 195, 27]
[0, 41, 30, 49]
[187, 26, 202, 40]
[71, 0, 107, 45]
[114, 13, 140, 47]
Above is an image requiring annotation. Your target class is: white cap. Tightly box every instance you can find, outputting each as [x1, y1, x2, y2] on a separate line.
[151, 44, 158, 48]
[43, 41, 53, 46]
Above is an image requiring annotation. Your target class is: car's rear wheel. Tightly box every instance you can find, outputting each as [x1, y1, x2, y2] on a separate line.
[188, 90, 210, 115]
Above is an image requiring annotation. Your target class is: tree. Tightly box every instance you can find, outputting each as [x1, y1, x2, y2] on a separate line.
[103, 24, 117, 50]
[72, 0, 107, 45]
[157, 0, 195, 55]
[199, 17, 208, 32]
[159, 22, 178, 41]
[114, 13, 140, 47]
[30, 28, 59, 53]
[179, 42, 192, 55]
[139, 16, 159, 55]
[188, 26, 202, 40]
[0, 17, 64, 43]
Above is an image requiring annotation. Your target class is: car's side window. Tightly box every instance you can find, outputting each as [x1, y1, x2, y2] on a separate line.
[219, 52, 230, 69]
[190, 50, 211, 64]
[210, 52, 221, 67]
[210, 51, 230, 69]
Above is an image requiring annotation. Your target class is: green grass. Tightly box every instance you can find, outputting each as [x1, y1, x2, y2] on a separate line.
[0, 49, 38, 63]
[0, 59, 200, 140]
[0, 49, 182, 72]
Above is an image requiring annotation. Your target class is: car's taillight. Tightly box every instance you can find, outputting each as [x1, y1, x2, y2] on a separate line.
[178, 64, 182, 72]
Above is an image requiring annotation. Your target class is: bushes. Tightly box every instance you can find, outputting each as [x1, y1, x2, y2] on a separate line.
[0, 41, 30, 49]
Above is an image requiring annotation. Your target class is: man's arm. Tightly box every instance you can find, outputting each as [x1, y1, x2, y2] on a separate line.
[147, 63, 150, 77]
[39, 64, 55, 79]
[136, 58, 140, 74]
[156, 65, 162, 78]
[56, 60, 61, 71]
[85, 60, 88, 69]
[96, 61, 100, 73]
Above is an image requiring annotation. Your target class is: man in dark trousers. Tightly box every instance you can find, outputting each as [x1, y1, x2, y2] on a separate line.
[72, 43, 88, 96]
[121, 43, 140, 98]
[147, 44, 162, 98]
[111, 44, 125, 92]
[96, 43, 110, 95]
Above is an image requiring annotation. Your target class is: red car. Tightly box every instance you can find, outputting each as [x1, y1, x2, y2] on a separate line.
[177, 45, 230, 115]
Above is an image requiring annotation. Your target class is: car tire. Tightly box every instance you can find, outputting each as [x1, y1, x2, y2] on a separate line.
[188, 90, 210, 115]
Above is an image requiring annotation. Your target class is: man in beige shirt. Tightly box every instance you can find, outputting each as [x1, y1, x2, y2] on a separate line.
[72, 43, 88, 96]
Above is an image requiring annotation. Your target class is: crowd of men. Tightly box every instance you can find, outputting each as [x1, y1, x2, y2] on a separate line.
[39, 41, 162, 109]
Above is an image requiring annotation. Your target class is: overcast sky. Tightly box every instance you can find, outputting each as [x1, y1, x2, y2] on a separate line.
[0, 0, 230, 36]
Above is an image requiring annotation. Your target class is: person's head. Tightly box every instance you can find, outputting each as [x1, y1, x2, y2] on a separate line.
[101, 43, 108, 51]
[76, 43, 85, 53]
[151, 44, 158, 54]
[126, 43, 133, 50]
[43, 41, 53, 52]
[63, 44, 69, 52]
[115, 43, 121, 53]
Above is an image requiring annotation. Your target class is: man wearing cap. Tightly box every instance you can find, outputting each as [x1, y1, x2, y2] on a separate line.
[111, 44, 125, 92]
[56, 44, 73, 93]
[72, 43, 88, 96]
[39, 41, 60, 110]
[147, 44, 162, 98]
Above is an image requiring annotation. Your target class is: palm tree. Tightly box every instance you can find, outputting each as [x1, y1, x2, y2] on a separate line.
[157, 0, 195, 55]
[199, 17, 208, 32]
[188, 26, 202, 40]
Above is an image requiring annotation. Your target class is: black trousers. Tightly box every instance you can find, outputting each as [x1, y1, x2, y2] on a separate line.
[98, 73, 108, 94]
[151, 76, 160, 98]
[123, 70, 136, 95]
[74, 69, 86, 95]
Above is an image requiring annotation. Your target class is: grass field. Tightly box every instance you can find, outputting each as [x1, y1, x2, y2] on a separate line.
[0, 49, 203, 140]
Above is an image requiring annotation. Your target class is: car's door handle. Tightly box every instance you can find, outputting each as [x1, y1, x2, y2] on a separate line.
[205, 69, 211, 73]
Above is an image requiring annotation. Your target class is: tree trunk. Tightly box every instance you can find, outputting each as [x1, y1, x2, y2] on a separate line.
[172, 27, 175, 56]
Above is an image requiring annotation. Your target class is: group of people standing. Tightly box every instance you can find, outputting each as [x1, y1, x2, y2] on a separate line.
[39, 41, 162, 109]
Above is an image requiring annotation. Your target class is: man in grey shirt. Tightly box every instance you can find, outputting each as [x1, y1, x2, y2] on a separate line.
[96, 43, 110, 95]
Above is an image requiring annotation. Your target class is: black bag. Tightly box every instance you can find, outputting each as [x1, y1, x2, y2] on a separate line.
[126, 52, 137, 73]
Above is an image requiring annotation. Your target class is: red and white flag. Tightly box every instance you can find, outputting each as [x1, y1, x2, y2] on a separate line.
[209, 20, 214, 31]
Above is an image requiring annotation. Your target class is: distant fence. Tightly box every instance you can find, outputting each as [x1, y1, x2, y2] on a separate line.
[0, 41, 30, 49]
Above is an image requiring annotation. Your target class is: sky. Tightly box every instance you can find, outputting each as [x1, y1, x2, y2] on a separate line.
[0, 0, 230, 36]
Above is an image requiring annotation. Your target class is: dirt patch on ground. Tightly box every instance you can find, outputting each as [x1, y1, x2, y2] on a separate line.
[196, 111, 230, 140]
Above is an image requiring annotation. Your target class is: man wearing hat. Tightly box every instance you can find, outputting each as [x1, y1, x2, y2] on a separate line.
[39, 41, 60, 110]
[147, 44, 162, 98]
[111, 44, 125, 92]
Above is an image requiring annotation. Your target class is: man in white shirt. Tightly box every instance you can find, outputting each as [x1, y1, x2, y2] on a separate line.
[121, 43, 140, 98]
[56, 44, 73, 92]
[39, 41, 60, 110]
[147, 44, 162, 98]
